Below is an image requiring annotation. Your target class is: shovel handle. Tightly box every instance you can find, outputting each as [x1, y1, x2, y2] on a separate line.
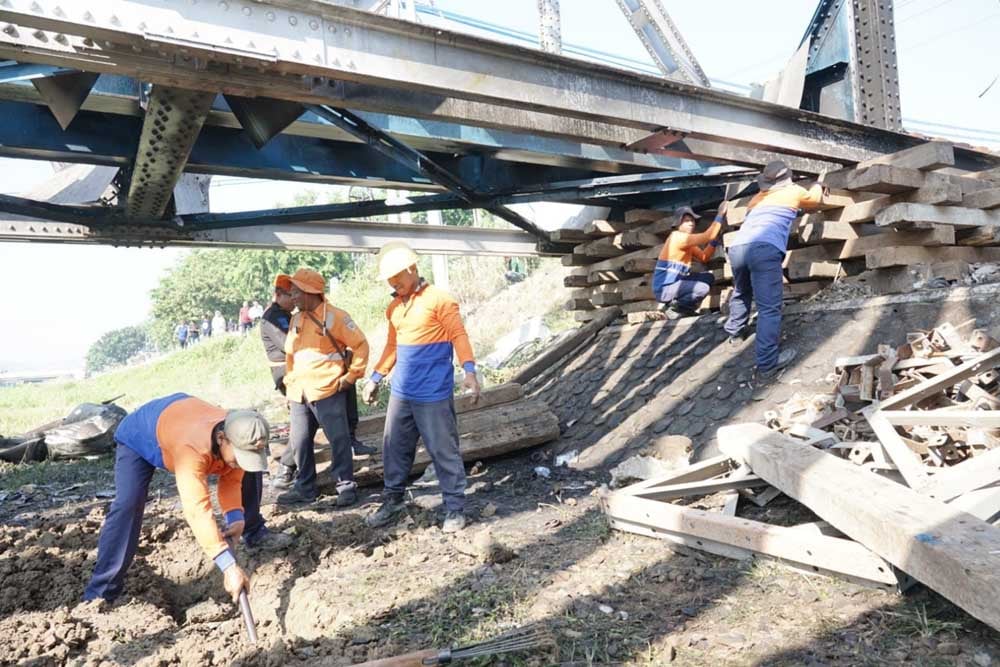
[238, 589, 258, 643]
[351, 648, 439, 667]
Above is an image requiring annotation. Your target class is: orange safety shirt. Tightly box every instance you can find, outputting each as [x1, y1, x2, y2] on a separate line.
[284, 299, 369, 403]
[729, 183, 824, 253]
[652, 220, 723, 296]
[114, 394, 243, 563]
[371, 281, 475, 403]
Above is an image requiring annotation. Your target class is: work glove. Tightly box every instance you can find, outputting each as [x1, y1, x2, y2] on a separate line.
[462, 372, 481, 405]
[716, 200, 729, 219]
[362, 379, 380, 406]
[222, 520, 245, 542]
[223, 564, 250, 604]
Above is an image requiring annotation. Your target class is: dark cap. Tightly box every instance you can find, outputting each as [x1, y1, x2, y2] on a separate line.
[674, 205, 701, 222]
[757, 160, 791, 190]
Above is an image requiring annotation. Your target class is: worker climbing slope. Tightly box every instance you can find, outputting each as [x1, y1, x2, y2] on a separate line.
[363, 241, 480, 533]
[83, 394, 288, 604]
[724, 160, 825, 377]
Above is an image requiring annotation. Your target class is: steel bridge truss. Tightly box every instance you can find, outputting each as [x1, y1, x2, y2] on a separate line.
[0, 0, 992, 254]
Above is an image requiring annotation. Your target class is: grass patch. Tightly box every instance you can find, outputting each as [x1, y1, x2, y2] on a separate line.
[0, 456, 114, 492]
[1, 258, 575, 435]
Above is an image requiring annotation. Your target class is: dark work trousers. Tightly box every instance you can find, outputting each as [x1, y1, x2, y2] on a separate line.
[724, 242, 785, 370]
[240, 471, 266, 544]
[657, 272, 715, 311]
[382, 394, 466, 512]
[84, 444, 265, 601]
[288, 391, 355, 497]
[280, 382, 359, 469]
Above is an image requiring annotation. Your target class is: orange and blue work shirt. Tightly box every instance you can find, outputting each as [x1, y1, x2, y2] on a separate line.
[113, 393, 243, 570]
[652, 219, 723, 297]
[371, 281, 475, 403]
[728, 183, 823, 253]
[284, 299, 369, 403]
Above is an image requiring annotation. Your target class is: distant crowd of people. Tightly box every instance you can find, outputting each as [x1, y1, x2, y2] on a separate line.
[174, 301, 265, 348]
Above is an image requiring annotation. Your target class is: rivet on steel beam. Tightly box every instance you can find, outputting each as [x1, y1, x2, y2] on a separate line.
[3, 25, 18, 37]
[33, 29, 47, 41]
[55, 33, 68, 44]
[266, 11, 275, 21]
[309, 19, 319, 30]
[243, 6, 251, 16]
[83, 37, 95, 46]
[110, 15, 120, 26]
[328, 24, 336, 32]
[53, 5, 64, 16]
[218, 1, 228, 10]
[83, 11, 93, 21]
[30, 1, 42, 12]
[345, 27, 352, 35]
[289, 15, 298, 26]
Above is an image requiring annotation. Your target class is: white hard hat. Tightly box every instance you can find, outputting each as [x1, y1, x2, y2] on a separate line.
[375, 241, 420, 281]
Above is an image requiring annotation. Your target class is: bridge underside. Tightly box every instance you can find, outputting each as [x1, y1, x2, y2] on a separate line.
[0, 0, 994, 254]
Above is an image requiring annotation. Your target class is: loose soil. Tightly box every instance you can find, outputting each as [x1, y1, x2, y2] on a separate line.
[1, 443, 999, 667]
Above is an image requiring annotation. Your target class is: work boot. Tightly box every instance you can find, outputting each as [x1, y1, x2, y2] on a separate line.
[756, 348, 798, 379]
[276, 485, 317, 506]
[245, 529, 294, 553]
[351, 438, 378, 457]
[271, 463, 296, 491]
[412, 466, 439, 488]
[442, 511, 467, 534]
[335, 485, 358, 507]
[727, 326, 752, 349]
[366, 497, 407, 528]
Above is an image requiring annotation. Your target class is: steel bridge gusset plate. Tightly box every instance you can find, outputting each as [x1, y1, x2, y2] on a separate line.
[126, 85, 214, 219]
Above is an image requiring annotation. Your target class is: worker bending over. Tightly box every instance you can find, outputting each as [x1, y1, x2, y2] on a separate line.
[652, 203, 728, 319]
[278, 268, 369, 507]
[84, 394, 285, 603]
[260, 274, 375, 491]
[363, 242, 480, 533]
[723, 160, 825, 377]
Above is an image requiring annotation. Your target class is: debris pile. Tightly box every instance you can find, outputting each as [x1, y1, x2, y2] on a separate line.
[603, 318, 1000, 634]
[558, 141, 1000, 325]
[0, 401, 126, 464]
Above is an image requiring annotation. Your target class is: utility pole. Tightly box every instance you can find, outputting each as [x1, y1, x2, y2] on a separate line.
[537, 0, 562, 54]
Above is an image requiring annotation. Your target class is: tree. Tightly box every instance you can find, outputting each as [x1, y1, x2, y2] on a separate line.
[85, 325, 149, 375]
[149, 248, 355, 347]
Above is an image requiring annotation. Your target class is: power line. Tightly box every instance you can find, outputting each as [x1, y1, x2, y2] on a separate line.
[903, 11, 1000, 50]
[898, 0, 958, 24]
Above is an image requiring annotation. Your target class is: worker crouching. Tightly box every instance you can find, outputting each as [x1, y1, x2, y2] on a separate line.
[652, 202, 728, 319]
[84, 395, 289, 603]
[363, 242, 480, 534]
[278, 268, 369, 507]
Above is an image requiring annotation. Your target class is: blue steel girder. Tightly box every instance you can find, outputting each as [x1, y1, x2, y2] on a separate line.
[0, 100, 599, 192]
[0, 72, 692, 175]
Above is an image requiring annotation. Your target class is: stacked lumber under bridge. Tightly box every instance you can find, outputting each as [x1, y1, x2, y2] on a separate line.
[558, 141, 1000, 324]
[603, 320, 1000, 633]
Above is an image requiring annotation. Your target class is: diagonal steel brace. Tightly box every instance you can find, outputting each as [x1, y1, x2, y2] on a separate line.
[307, 104, 549, 242]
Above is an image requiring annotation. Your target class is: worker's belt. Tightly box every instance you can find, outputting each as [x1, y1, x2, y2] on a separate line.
[267, 360, 286, 368]
[292, 350, 343, 364]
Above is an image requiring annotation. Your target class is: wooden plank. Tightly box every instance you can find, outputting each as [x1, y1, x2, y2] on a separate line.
[625, 209, 669, 224]
[618, 455, 736, 496]
[603, 491, 901, 587]
[787, 260, 843, 280]
[631, 474, 769, 501]
[947, 486, 1000, 522]
[721, 491, 740, 516]
[590, 291, 624, 306]
[821, 141, 955, 189]
[799, 219, 879, 243]
[563, 297, 595, 311]
[861, 407, 930, 488]
[561, 253, 597, 267]
[881, 410, 1000, 429]
[584, 246, 659, 273]
[880, 347, 1000, 410]
[818, 183, 963, 227]
[915, 448, 1000, 502]
[718, 423, 1000, 633]
[964, 188, 1000, 210]
[584, 219, 630, 236]
[510, 307, 621, 385]
[846, 165, 929, 194]
[622, 257, 659, 273]
[549, 228, 593, 242]
[866, 246, 1000, 270]
[875, 203, 1000, 229]
[353, 383, 525, 438]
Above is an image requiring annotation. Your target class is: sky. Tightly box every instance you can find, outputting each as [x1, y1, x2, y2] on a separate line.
[1, 0, 998, 374]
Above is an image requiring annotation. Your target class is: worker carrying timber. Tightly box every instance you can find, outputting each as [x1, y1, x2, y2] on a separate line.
[278, 268, 370, 507]
[652, 202, 728, 319]
[723, 160, 825, 377]
[260, 273, 376, 491]
[362, 241, 480, 534]
[83, 395, 286, 603]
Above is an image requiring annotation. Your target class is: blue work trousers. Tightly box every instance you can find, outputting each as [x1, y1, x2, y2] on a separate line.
[288, 391, 355, 497]
[382, 394, 466, 512]
[724, 242, 786, 370]
[83, 443, 265, 601]
[657, 272, 715, 311]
